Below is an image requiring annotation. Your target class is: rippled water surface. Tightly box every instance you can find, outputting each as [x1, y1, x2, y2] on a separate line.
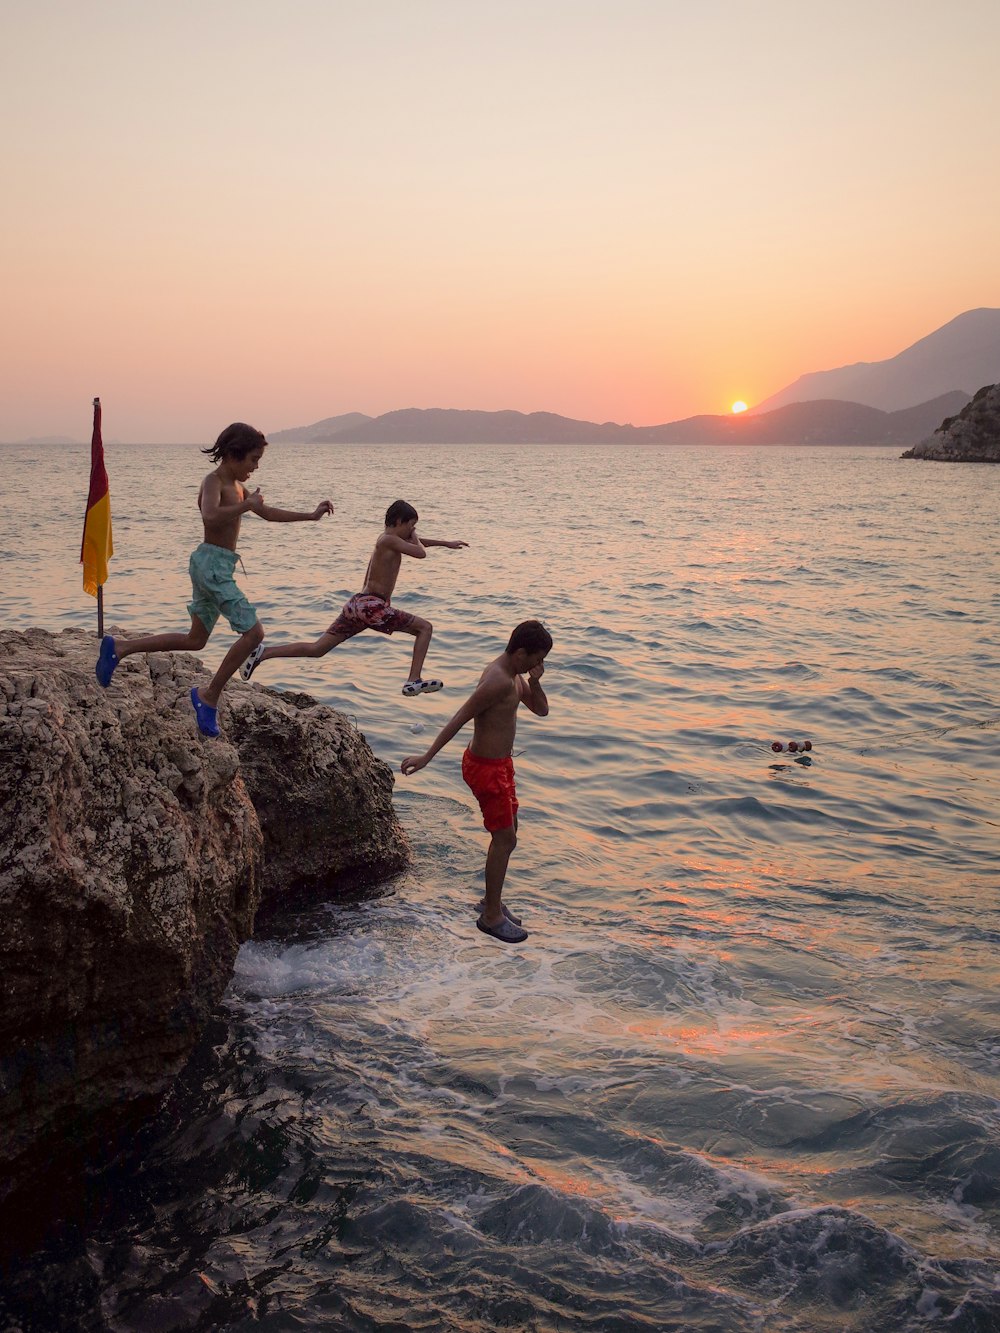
[2, 441, 998, 1330]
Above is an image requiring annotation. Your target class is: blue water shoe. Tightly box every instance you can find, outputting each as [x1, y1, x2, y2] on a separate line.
[190, 687, 220, 738]
[95, 635, 119, 687]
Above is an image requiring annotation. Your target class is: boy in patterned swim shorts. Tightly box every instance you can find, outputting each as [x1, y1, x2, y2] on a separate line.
[242, 500, 467, 696]
[95, 423, 333, 737]
[401, 620, 552, 945]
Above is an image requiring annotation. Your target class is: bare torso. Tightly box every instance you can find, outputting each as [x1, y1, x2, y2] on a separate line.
[198, 474, 246, 551]
[469, 657, 524, 758]
[361, 534, 404, 599]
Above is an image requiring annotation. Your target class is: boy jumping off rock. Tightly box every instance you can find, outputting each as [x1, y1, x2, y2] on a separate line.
[242, 500, 467, 696]
[401, 620, 552, 944]
[95, 422, 333, 736]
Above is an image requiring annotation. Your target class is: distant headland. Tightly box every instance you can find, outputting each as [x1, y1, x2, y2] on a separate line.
[902, 382, 1000, 462]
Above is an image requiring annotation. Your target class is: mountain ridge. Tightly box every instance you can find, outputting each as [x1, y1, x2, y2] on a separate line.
[270, 392, 970, 448]
[268, 412, 373, 444]
[751, 308, 1000, 413]
[271, 308, 996, 445]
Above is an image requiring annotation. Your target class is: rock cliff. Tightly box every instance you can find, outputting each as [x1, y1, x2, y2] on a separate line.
[226, 686, 407, 910]
[0, 627, 408, 1210]
[901, 382, 1000, 461]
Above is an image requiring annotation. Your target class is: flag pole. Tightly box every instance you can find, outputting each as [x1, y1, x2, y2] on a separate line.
[94, 398, 104, 638]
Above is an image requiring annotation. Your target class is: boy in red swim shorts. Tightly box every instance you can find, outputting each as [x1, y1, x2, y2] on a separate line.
[401, 620, 552, 945]
[243, 500, 467, 696]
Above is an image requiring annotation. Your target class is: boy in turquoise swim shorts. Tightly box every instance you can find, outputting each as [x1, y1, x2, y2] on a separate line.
[95, 422, 333, 737]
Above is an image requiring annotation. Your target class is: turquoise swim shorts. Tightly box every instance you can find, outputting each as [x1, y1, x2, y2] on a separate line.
[187, 543, 258, 635]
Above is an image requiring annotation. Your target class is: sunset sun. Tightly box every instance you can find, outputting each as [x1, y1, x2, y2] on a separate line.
[731, 400, 748, 414]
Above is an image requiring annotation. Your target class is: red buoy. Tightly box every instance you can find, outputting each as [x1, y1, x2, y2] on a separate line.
[803, 740, 812, 751]
[771, 741, 783, 752]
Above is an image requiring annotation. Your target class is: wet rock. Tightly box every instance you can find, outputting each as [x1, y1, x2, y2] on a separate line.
[0, 627, 408, 1210]
[226, 684, 409, 909]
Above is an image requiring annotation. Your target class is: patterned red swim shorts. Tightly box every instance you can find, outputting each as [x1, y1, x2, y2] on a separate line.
[327, 593, 415, 639]
[462, 748, 519, 833]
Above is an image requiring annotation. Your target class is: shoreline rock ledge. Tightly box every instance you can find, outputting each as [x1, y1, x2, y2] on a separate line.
[901, 382, 1000, 461]
[0, 627, 408, 1211]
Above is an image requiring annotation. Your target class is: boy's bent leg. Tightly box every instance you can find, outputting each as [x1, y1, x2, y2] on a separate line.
[256, 631, 344, 666]
[198, 622, 265, 708]
[400, 617, 442, 693]
[98, 616, 211, 687]
[122, 615, 213, 657]
[108, 616, 212, 663]
[406, 616, 433, 681]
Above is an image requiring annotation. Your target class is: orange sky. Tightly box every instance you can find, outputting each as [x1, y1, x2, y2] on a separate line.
[3, 1, 999, 442]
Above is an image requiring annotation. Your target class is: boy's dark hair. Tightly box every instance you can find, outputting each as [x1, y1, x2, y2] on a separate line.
[385, 500, 418, 527]
[201, 423, 267, 463]
[507, 620, 553, 656]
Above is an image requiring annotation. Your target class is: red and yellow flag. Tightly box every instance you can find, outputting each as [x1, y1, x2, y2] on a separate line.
[81, 397, 113, 596]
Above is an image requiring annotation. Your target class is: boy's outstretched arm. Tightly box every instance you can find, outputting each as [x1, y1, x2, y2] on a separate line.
[401, 679, 504, 775]
[518, 662, 549, 717]
[255, 498, 334, 523]
[419, 537, 469, 550]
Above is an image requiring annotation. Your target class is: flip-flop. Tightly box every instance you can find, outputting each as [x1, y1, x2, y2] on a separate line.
[190, 687, 220, 738]
[95, 636, 119, 688]
[240, 643, 265, 681]
[402, 678, 444, 697]
[478, 901, 523, 926]
[476, 914, 529, 944]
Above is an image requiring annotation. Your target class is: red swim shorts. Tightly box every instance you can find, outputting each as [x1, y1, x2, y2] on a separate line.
[462, 747, 518, 832]
[327, 592, 415, 639]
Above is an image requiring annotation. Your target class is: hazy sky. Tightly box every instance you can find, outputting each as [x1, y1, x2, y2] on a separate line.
[3, 0, 999, 441]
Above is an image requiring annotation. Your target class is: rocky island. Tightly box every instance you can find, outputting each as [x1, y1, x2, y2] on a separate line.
[901, 382, 1000, 461]
[0, 627, 408, 1217]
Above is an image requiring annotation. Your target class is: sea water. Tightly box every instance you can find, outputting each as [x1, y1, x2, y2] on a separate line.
[0, 441, 997, 1330]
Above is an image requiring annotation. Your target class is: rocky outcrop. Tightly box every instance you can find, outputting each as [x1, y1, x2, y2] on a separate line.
[0, 627, 408, 1209]
[902, 382, 1000, 461]
[226, 688, 408, 909]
